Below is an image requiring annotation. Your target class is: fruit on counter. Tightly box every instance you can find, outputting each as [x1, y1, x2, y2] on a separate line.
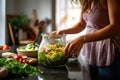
[19, 58, 28, 64]
[2, 52, 38, 65]
[18, 43, 38, 51]
[14, 55, 23, 61]
[0, 44, 9, 50]
[38, 43, 68, 66]
[14, 55, 28, 64]
[13, 55, 38, 65]
[0, 66, 8, 78]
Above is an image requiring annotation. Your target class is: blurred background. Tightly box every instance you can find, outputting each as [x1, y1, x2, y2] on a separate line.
[0, 0, 86, 46]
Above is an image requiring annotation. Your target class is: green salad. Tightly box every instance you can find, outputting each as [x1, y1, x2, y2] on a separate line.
[18, 43, 38, 51]
[38, 43, 68, 66]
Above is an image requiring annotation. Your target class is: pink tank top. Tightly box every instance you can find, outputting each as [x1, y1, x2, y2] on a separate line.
[82, 0, 115, 66]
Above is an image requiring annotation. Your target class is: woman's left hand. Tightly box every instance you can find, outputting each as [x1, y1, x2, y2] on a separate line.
[64, 36, 85, 58]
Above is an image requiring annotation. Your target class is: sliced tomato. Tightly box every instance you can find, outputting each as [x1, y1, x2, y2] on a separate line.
[2, 45, 9, 50]
[21, 59, 27, 63]
[14, 55, 23, 61]
[19, 58, 23, 62]
[19, 58, 27, 64]
[42, 47, 46, 52]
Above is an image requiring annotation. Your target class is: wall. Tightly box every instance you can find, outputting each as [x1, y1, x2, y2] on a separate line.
[13, 0, 53, 33]
[6, 0, 15, 14]
[7, 0, 52, 19]
[6, 0, 54, 44]
[0, 0, 6, 45]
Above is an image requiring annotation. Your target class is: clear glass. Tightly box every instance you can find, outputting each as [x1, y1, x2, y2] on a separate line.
[39, 33, 66, 50]
[38, 33, 67, 67]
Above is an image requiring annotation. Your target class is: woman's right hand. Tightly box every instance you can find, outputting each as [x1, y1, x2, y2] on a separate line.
[50, 30, 62, 35]
[50, 30, 58, 35]
[48, 30, 62, 39]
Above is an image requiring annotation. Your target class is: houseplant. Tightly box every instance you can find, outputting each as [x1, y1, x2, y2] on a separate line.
[9, 14, 29, 44]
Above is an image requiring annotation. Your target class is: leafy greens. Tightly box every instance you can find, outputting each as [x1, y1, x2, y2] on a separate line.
[0, 58, 40, 78]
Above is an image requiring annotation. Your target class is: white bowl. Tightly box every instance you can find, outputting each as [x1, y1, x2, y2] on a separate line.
[17, 46, 38, 58]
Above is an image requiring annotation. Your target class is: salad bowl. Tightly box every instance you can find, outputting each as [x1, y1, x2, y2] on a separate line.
[17, 44, 38, 58]
[38, 33, 68, 67]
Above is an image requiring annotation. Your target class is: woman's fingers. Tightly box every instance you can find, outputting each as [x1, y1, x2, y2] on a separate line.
[64, 42, 71, 58]
[73, 45, 82, 57]
[50, 31, 57, 35]
[64, 41, 78, 58]
[64, 39, 83, 58]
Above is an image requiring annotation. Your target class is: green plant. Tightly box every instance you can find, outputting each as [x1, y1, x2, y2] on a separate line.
[9, 14, 29, 30]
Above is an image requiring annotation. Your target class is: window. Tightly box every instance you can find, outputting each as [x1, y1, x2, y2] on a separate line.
[0, 0, 6, 45]
[56, 0, 86, 41]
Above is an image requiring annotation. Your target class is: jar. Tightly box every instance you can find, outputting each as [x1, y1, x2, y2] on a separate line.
[38, 33, 68, 67]
[39, 33, 66, 50]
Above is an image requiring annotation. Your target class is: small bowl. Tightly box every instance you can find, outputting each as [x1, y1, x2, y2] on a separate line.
[17, 46, 38, 58]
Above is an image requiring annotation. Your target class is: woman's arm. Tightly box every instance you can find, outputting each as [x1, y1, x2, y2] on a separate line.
[83, 0, 120, 43]
[64, 0, 120, 58]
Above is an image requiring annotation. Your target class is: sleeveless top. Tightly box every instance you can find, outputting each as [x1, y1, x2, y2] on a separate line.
[82, 0, 116, 66]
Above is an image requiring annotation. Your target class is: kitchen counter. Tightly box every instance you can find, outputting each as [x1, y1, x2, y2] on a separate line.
[6, 59, 82, 80]
[5, 45, 84, 80]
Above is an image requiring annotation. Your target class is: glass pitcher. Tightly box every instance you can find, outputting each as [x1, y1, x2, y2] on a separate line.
[38, 33, 66, 50]
[38, 33, 68, 67]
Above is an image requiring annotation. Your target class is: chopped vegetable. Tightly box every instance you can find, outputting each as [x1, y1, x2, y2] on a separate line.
[14, 55, 23, 61]
[14, 55, 28, 64]
[0, 44, 9, 50]
[2, 45, 9, 50]
[18, 43, 38, 51]
[0, 58, 40, 78]
[38, 43, 68, 66]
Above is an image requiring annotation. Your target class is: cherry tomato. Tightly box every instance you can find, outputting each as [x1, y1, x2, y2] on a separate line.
[19, 58, 27, 64]
[2, 45, 9, 50]
[42, 47, 46, 52]
[21, 59, 27, 63]
[19, 58, 23, 62]
[14, 55, 23, 61]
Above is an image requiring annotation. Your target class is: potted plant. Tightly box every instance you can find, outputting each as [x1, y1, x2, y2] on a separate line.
[9, 14, 29, 44]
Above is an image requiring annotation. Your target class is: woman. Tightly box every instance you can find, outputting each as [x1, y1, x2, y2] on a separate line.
[51, 0, 120, 80]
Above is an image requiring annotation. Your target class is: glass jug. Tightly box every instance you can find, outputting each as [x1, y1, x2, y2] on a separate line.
[38, 33, 68, 67]
[38, 33, 66, 50]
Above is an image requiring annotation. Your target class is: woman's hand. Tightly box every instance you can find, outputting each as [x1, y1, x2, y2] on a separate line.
[50, 30, 62, 35]
[48, 30, 63, 39]
[64, 36, 85, 58]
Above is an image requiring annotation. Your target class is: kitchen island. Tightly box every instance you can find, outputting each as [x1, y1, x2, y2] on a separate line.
[4, 45, 85, 80]
[5, 59, 82, 80]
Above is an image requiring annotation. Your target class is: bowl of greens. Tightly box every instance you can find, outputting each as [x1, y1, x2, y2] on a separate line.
[38, 43, 68, 67]
[17, 43, 38, 58]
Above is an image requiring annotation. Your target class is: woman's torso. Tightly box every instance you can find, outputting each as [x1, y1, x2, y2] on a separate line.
[83, 0, 109, 29]
[82, 0, 115, 66]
